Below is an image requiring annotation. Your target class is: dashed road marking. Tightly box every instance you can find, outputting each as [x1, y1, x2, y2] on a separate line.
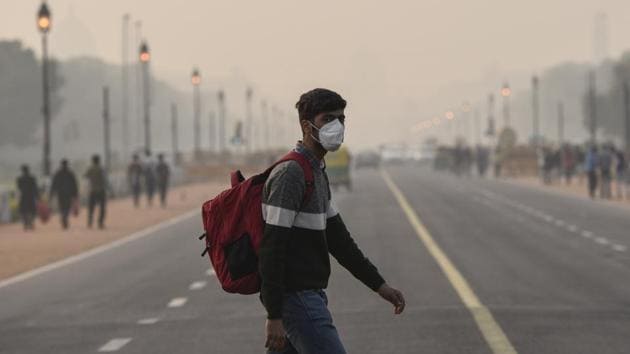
[206, 268, 216, 277]
[189, 281, 207, 290]
[581, 230, 594, 239]
[543, 215, 554, 222]
[612, 244, 627, 252]
[137, 318, 159, 325]
[382, 170, 518, 354]
[595, 237, 610, 245]
[554, 220, 565, 227]
[98, 338, 132, 352]
[167, 297, 188, 308]
[566, 225, 578, 233]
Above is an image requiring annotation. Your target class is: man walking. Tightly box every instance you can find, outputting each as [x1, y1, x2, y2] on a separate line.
[599, 144, 613, 199]
[156, 153, 170, 207]
[84, 154, 107, 229]
[585, 145, 599, 199]
[16, 165, 38, 230]
[127, 154, 143, 207]
[259, 88, 405, 353]
[49, 159, 78, 229]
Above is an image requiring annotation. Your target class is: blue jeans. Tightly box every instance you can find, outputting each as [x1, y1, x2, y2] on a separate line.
[268, 290, 346, 354]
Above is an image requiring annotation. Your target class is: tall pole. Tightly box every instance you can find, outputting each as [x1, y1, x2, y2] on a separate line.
[623, 82, 630, 154]
[246, 87, 253, 153]
[139, 42, 151, 153]
[217, 90, 226, 153]
[486, 94, 495, 139]
[121, 14, 130, 161]
[41, 32, 51, 176]
[192, 69, 201, 159]
[588, 70, 597, 144]
[557, 101, 564, 144]
[532, 75, 540, 147]
[37, 2, 52, 176]
[134, 21, 142, 143]
[103, 87, 111, 173]
[261, 100, 268, 151]
[209, 111, 216, 153]
[171, 103, 180, 165]
[501, 82, 511, 128]
[474, 109, 480, 145]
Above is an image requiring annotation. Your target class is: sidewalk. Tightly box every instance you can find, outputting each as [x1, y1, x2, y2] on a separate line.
[507, 175, 630, 208]
[0, 180, 226, 281]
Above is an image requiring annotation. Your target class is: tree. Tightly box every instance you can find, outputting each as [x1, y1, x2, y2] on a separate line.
[0, 40, 63, 146]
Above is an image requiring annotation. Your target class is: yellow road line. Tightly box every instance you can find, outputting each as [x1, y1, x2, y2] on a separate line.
[381, 169, 518, 354]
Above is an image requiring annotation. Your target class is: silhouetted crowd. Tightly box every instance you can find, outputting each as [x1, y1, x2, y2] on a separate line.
[15, 151, 170, 231]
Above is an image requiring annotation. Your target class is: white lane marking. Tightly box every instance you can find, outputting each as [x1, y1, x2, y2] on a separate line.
[137, 318, 159, 325]
[595, 237, 610, 245]
[543, 215, 554, 222]
[581, 230, 594, 239]
[0, 209, 199, 289]
[189, 281, 207, 290]
[206, 268, 216, 276]
[566, 225, 578, 233]
[554, 220, 565, 227]
[98, 338, 132, 352]
[612, 244, 627, 252]
[168, 297, 188, 308]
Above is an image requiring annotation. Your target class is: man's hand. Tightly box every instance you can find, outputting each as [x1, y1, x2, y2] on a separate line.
[265, 319, 287, 351]
[377, 283, 406, 314]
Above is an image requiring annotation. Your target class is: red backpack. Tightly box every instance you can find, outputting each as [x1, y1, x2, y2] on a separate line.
[199, 151, 314, 295]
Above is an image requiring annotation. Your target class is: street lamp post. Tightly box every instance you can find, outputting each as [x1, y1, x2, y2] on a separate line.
[532, 76, 540, 147]
[191, 68, 201, 159]
[623, 82, 630, 155]
[139, 41, 151, 153]
[171, 103, 180, 165]
[588, 70, 597, 144]
[103, 87, 111, 172]
[37, 1, 52, 176]
[246, 87, 253, 153]
[501, 82, 512, 129]
[217, 90, 226, 153]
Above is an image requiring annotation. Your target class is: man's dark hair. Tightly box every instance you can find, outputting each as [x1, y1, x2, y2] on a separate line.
[295, 88, 346, 122]
[92, 154, 100, 165]
[21, 164, 29, 174]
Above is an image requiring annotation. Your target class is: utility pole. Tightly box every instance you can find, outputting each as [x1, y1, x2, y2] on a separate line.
[557, 101, 564, 144]
[171, 103, 180, 165]
[532, 75, 540, 147]
[121, 14, 130, 161]
[623, 82, 630, 154]
[139, 42, 151, 153]
[246, 87, 253, 153]
[103, 87, 111, 173]
[588, 70, 597, 144]
[209, 111, 216, 153]
[37, 2, 52, 176]
[217, 90, 226, 153]
[191, 69, 201, 159]
[134, 21, 142, 143]
[261, 100, 268, 151]
[474, 109, 480, 145]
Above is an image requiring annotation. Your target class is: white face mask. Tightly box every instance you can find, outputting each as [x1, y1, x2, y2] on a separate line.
[310, 119, 345, 152]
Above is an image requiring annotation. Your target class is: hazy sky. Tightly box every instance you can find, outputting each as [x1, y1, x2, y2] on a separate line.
[3, 0, 630, 146]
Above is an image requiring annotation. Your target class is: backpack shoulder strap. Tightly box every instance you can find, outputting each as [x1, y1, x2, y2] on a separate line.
[265, 151, 315, 205]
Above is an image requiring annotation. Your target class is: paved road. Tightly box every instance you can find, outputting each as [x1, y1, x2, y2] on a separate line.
[1, 165, 629, 353]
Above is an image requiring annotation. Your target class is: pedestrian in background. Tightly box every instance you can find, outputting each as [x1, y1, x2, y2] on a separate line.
[585, 145, 599, 199]
[156, 153, 170, 207]
[599, 144, 613, 199]
[16, 165, 38, 230]
[84, 154, 107, 229]
[613, 147, 627, 200]
[49, 159, 78, 229]
[127, 154, 143, 207]
[143, 150, 156, 207]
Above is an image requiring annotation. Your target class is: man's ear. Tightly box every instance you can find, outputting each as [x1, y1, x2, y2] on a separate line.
[300, 119, 310, 136]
